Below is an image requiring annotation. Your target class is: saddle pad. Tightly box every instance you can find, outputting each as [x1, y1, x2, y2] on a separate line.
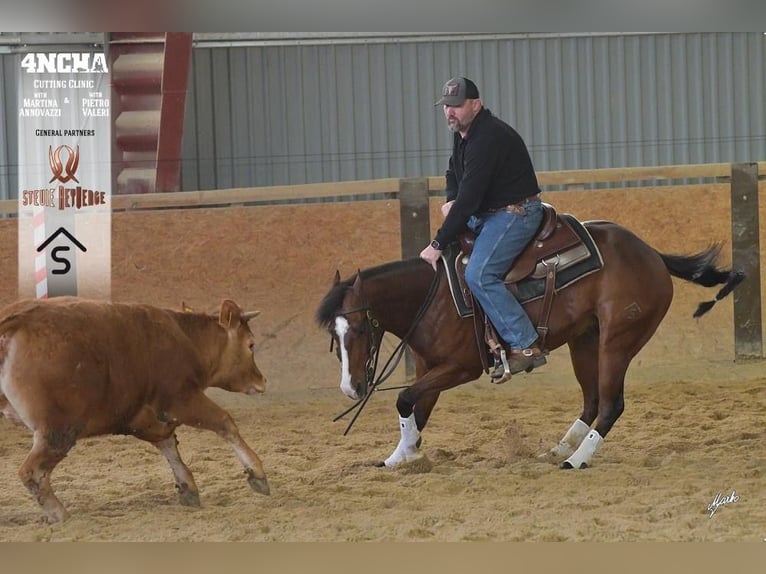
[442, 214, 604, 318]
[512, 214, 603, 304]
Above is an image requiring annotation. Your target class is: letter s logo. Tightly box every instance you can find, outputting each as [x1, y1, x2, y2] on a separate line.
[50, 245, 71, 275]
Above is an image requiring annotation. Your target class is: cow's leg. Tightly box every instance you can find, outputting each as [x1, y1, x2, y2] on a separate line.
[152, 434, 200, 507]
[1, 395, 25, 425]
[170, 392, 270, 496]
[19, 429, 75, 523]
[129, 405, 201, 506]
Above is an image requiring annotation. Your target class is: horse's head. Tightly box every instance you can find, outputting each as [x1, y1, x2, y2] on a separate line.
[319, 270, 383, 401]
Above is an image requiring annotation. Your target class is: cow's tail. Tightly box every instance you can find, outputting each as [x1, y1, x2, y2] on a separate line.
[657, 243, 745, 318]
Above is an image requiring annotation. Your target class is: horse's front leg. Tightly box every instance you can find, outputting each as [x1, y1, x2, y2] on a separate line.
[379, 363, 475, 468]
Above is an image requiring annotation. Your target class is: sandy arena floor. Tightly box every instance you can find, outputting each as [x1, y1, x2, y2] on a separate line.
[0, 193, 764, 541]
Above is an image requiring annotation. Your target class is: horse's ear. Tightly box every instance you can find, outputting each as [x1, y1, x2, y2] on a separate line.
[333, 270, 341, 286]
[352, 273, 364, 297]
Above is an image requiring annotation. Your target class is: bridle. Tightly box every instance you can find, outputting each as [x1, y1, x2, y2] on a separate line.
[331, 269, 442, 435]
[330, 305, 384, 400]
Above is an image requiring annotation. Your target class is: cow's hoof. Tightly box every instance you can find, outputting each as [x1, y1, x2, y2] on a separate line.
[247, 474, 271, 496]
[43, 507, 68, 524]
[178, 488, 201, 507]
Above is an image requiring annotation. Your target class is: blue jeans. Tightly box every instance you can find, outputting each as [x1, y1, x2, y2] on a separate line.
[465, 197, 543, 350]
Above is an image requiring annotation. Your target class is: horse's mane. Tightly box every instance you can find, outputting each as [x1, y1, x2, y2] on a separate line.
[315, 258, 426, 328]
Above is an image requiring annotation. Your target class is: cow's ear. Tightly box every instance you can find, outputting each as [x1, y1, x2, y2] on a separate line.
[218, 299, 242, 328]
[333, 270, 341, 286]
[242, 310, 261, 322]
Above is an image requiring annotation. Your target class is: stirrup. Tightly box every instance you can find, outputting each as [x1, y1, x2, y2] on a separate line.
[491, 349, 512, 384]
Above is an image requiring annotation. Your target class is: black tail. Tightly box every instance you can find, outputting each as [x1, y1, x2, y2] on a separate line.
[658, 243, 746, 318]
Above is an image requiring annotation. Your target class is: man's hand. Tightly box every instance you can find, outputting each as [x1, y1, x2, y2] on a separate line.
[441, 200, 455, 218]
[419, 244, 442, 271]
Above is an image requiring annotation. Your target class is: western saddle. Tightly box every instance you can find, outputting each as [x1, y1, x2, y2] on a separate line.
[454, 202, 586, 371]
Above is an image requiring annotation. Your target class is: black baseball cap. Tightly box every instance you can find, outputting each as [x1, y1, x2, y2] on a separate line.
[434, 77, 480, 106]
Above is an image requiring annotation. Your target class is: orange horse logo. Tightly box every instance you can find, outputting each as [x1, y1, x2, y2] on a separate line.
[48, 145, 80, 184]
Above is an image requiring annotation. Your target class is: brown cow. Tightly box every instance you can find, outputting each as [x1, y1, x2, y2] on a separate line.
[0, 296, 270, 523]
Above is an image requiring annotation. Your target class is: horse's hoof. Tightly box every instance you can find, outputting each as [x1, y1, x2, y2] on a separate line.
[372, 460, 386, 468]
[536, 451, 559, 463]
[560, 461, 588, 469]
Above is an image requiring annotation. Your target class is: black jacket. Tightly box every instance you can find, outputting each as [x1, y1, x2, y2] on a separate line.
[433, 107, 540, 247]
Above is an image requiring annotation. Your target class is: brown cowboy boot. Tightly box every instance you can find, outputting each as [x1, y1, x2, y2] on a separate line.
[491, 345, 547, 384]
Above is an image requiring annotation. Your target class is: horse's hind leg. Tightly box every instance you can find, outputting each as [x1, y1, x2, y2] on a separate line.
[19, 429, 75, 523]
[562, 330, 640, 469]
[561, 353, 628, 469]
[542, 327, 600, 462]
[562, 298, 668, 470]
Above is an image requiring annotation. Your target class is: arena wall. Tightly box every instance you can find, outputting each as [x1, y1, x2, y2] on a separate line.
[0, 183, 763, 393]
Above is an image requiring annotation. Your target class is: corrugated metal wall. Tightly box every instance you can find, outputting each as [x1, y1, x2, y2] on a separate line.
[180, 32, 766, 191]
[0, 52, 19, 202]
[1, 33, 764, 198]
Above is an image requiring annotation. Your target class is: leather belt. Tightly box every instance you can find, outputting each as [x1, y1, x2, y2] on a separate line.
[485, 193, 541, 215]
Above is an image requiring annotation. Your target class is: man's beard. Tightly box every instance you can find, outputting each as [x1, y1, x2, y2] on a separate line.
[447, 118, 463, 133]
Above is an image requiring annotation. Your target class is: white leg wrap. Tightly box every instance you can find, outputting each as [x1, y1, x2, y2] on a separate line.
[563, 429, 603, 469]
[550, 419, 591, 458]
[384, 414, 422, 467]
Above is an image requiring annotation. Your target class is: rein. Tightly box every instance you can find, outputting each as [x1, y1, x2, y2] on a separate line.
[332, 267, 442, 435]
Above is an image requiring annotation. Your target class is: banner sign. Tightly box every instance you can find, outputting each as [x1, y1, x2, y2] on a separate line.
[17, 51, 112, 300]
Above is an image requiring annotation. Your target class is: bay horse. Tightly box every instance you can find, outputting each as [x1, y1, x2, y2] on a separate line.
[316, 219, 744, 469]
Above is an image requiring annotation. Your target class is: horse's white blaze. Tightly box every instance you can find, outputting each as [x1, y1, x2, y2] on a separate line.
[549, 418, 591, 458]
[334, 317, 357, 399]
[384, 414, 422, 467]
[563, 429, 603, 469]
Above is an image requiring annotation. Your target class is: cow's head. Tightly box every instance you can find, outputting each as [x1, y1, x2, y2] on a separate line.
[212, 299, 267, 395]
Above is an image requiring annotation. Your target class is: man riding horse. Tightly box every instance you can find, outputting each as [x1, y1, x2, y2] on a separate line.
[419, 76, 547, 384]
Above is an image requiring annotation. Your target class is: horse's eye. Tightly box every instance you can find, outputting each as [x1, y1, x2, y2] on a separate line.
[353, 323, 366, 335]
